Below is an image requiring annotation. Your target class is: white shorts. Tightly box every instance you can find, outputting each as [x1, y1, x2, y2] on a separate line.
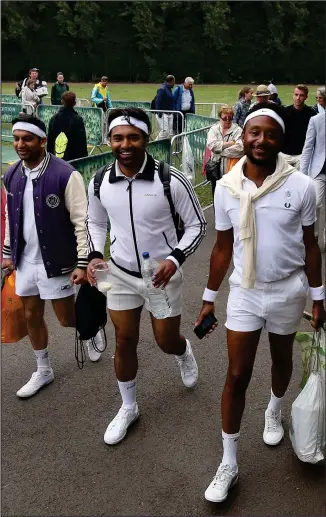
[15, 258, 76, 300]
[107, 261, 183, 317]
[226, 269, 308, 335]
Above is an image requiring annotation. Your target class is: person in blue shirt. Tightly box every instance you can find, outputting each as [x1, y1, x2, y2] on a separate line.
[173, 77, 196, 134]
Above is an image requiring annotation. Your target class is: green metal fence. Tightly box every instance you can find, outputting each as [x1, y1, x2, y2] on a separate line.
[111, 100, 151, 110]
[1, 103, 24, 142]
[37, 104, 104, 147]
[185, 113, 218, 132]
[1, 94, 21, 104]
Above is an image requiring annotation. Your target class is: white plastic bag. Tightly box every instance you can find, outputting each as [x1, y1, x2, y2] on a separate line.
[295, 328, 326, 389]
[289, 357, 325, 463]
[182, 136, 195, 183]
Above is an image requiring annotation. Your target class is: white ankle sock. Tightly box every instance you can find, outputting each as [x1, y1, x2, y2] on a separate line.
[267, 390, 283, 414]
[34, 348, 51, 372]
[118, 378, 137, 408]
[221, 430, 240, 467]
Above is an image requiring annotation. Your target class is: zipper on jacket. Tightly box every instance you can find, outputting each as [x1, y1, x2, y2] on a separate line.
[128, 182, 141, 273]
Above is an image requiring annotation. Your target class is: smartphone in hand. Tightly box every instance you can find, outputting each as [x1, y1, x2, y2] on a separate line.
[193, 313, 217, 339]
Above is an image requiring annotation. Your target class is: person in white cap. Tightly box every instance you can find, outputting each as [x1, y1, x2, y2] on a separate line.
[195, 102, 325, 503]
[268, 83, 282, 106]
[86, 107, 206, 446]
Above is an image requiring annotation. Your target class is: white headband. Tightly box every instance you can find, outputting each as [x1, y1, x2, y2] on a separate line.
[12, 121, 47, 139]
[109, 116, 149, 135]
[244, 108, 285, 133]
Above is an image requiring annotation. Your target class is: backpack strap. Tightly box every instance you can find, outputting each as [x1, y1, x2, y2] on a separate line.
[158, 161, 180, 236]
[94, 165, 108, 200]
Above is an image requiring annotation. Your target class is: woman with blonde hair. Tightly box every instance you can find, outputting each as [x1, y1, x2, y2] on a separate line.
[205, 106, 244, 196]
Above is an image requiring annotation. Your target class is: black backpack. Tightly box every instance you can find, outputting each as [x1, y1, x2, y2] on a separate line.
[75, 283, 108, 369]
[150, 95, 157, 110]
[94, 161, 184, 240]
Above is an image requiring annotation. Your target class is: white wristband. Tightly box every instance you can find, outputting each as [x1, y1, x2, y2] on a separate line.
[202, 288, 218, 302]
[310, 285, 325, 301]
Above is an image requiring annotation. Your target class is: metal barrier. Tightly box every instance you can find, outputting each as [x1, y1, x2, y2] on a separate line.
[111, 100, 151, 110]
[195, 103, 227, 118]
[145, 110, 185, 140]
[1, 103, 23, 141]
[1, 94, 20, 104]
[170, 124, 214, 189]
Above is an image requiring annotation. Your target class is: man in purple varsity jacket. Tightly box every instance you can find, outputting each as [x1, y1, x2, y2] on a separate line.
[2, 114, 104, 398]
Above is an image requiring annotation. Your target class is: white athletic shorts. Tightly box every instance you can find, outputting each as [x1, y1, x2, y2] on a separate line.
[107, 261, 183, 317]
[15, 258, 76, 300]
[226, 268, 308, 335]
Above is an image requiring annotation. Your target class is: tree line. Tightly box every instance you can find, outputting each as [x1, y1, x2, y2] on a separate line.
[2, 1, 325, 84]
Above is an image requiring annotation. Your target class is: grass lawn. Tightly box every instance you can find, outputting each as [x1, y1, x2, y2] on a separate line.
[1, 82, 318, 108]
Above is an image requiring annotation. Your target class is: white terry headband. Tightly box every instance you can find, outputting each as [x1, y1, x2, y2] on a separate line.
[109, 116, 149, 135]
[12, 121, 47, 139]
[244, 108, 285, 133]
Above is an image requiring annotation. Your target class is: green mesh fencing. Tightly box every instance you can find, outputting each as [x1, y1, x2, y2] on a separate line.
[1, 103, 24, 142]
[111, 100, 151, 110]
[69, 139, 171, 188]
[1, 94, 21, 104]
[185, 113, 218, 132]
[37, 105, 104, 146]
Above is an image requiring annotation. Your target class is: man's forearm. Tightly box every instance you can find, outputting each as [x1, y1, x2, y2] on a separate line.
[207, 242, 232, 291]
[305, 242, 323, 287]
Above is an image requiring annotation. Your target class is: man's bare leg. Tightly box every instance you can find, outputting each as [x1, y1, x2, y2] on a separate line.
[103, 306, 143, 445]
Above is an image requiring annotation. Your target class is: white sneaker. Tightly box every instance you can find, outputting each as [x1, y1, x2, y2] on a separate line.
[175, 340, 198, 388]
[104, 404, 139, 445]
[87, 331, 105, 362]
[205, 463, 239, 503]
[16, 369, 54, 398]
[263, 409, 284, 445]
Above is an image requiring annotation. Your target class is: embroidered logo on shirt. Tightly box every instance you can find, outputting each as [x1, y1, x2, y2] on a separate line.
[46, 194, 60, 208]
[284, 202, 291, 208]
[144, 193, 157, 197]
[284, 189, 292, 208]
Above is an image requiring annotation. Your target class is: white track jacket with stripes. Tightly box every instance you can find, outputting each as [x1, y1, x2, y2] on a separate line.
[86, 153, 207, 278]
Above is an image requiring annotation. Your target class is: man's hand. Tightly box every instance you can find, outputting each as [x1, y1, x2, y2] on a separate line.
[194, 302, 218, 336]
[311, 301, 326, 330]
[87, 258, 106, 286]
[70, 268, 87, 285]
[1, 259, 14, 272]
[153, 259, 177, 288]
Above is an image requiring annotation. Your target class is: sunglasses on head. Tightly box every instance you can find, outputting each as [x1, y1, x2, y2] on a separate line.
[221, 116, 232, 121]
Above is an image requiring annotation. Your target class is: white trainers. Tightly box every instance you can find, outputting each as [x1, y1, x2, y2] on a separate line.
[87, 331, 105, 362]
[263, 409, 284, 445]
[16, 369, 54, 398]
[175, 339, 198, 388]
[205, 463, 239, 503]
[104, 404, 139, 445]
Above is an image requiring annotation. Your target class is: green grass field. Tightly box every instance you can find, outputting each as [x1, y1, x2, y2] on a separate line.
[1, 82, 318, 108]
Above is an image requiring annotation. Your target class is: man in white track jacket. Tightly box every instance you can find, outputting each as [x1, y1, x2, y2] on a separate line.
[86, 108, 207, 445]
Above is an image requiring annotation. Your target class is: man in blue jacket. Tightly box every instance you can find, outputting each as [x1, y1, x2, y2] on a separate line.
[173, 77, 195, 134]
[155, 75, 175, 139]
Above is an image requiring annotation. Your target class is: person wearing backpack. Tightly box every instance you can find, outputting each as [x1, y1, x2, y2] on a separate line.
[154, 75, 175, 139]
[86, 107, 207, 445]
[47, 91, 88, 161]
[51, 72, 70, 106]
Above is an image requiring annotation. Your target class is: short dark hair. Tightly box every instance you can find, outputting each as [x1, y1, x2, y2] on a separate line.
[296, 84, 309, 96]
[107, 108, 152, 136]
[12, 113, 47, 135]
[62, 91, 76, 108]
[244, 102, 286, 129]
[57, 72, 64, 77]
[166, 75, 175, 83]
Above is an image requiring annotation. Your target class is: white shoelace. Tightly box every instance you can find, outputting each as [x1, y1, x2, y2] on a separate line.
[266, 411, 281, 432]
[212, 465, 235, 487]
[110, 407, 133, 430]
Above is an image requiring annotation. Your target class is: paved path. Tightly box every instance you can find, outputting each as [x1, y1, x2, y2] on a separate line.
[2, 208, 325, 516]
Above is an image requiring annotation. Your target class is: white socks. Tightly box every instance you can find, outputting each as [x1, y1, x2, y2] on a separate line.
[267, 389, 283, 414]
[118, 378, 137, 409]
[221, 430, 240, 467]
[34, 348, 51, 373]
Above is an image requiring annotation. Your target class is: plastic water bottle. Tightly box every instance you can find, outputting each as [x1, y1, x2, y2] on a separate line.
[141, 252, 172, 319]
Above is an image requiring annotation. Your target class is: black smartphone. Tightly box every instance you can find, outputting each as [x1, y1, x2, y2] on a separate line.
[193, 313, 217, 339]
